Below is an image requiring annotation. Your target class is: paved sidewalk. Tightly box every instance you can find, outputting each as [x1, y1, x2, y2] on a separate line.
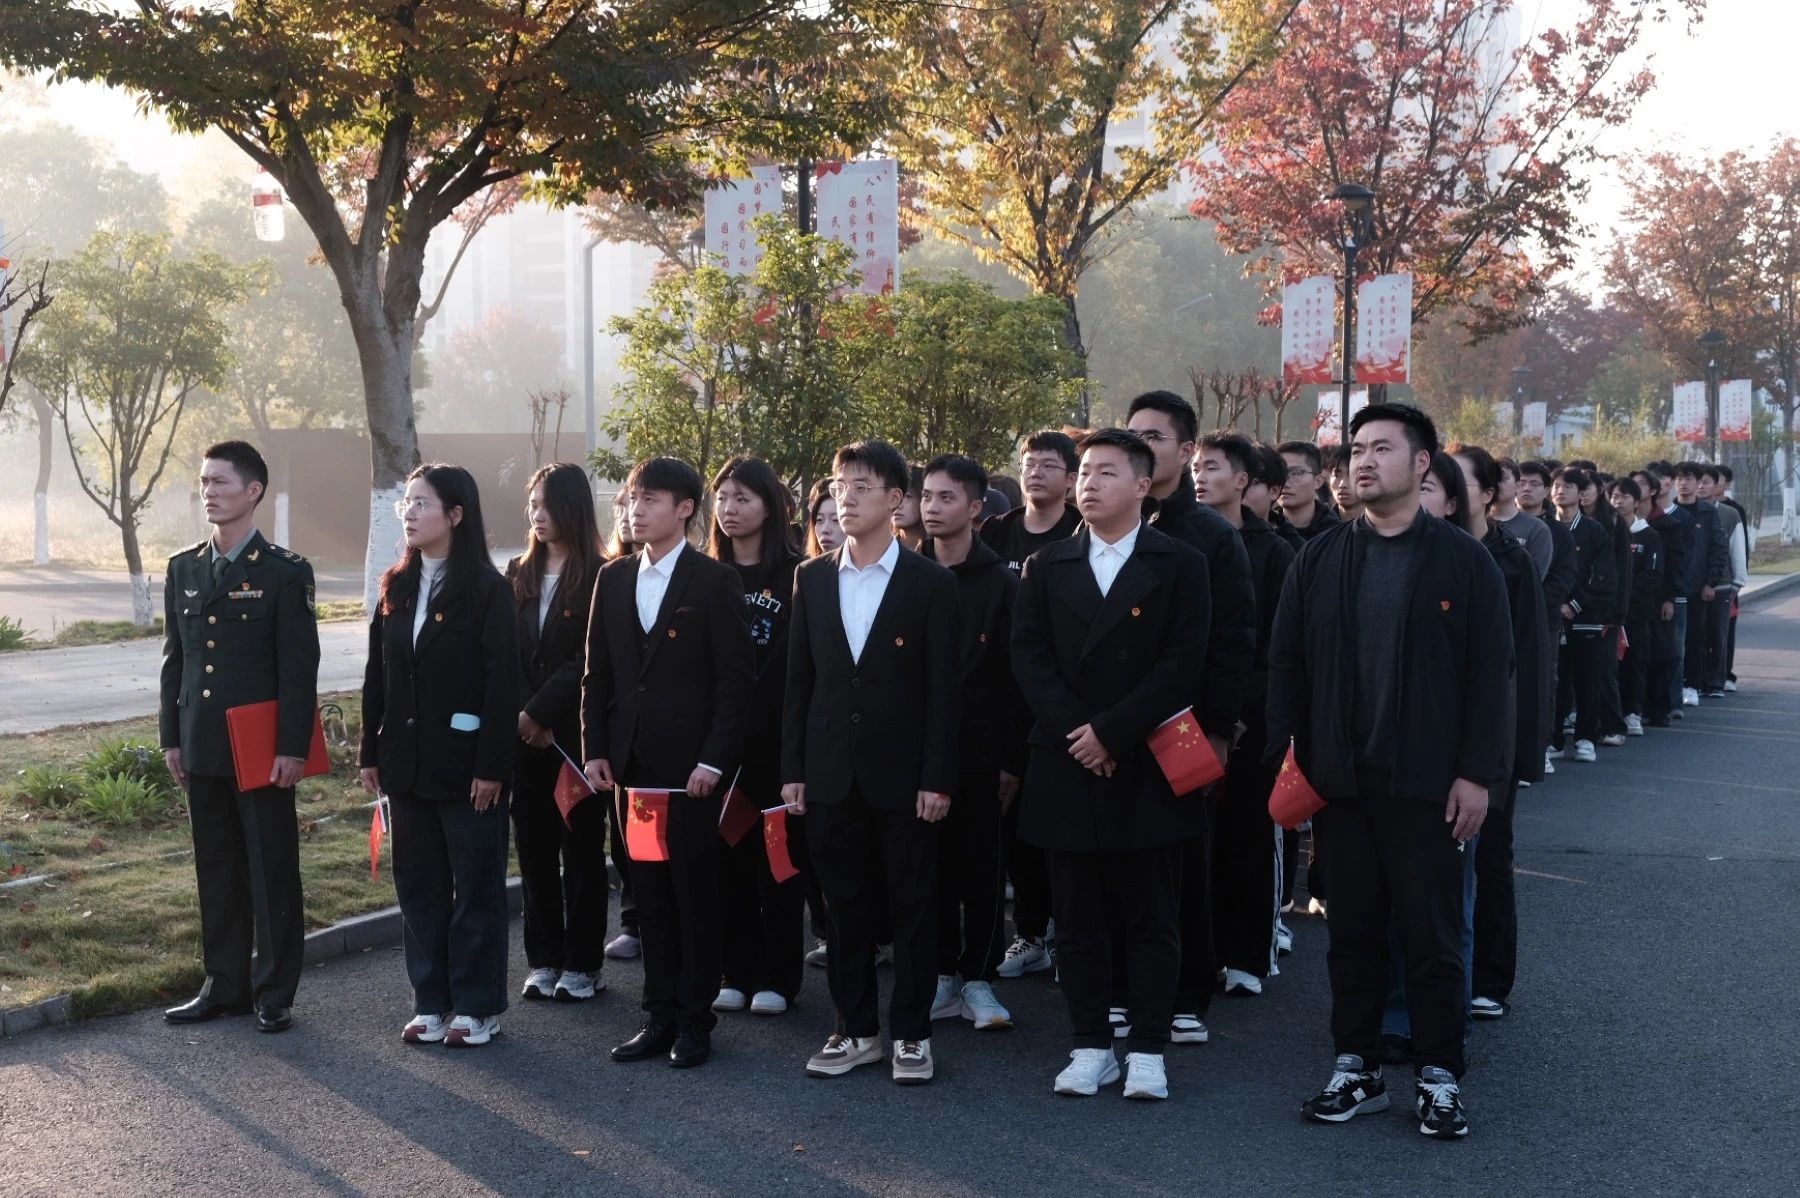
[0, 562, 365, 639]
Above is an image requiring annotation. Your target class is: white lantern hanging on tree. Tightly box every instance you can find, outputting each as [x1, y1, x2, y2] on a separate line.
[252, 170, 285, 242]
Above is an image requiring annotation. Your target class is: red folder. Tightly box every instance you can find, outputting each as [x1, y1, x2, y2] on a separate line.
[763, 807, 800, 883]
[625, 789, 673, 862]
[224, 701, 330, 793]
[1268, 743, 1326, 830]
[1146, 707, 1225, 797]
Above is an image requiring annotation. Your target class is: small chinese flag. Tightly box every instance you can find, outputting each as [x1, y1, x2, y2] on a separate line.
[763, 807, 800, 883]
[368, 795, 390, 881]
[625, 789, 672, 863]
[1146, 707, 1224, 797]
[553, 759, 593, 828]
[718, 780, 758, 847]
[1268, 743, 1326, 830]
[1616, 626, 1629, 662]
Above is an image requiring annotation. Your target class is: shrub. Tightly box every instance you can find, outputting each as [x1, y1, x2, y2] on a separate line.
[20, 764, 86, 809]
[0, 614, 32, 651]
[77, 774, 167, 827]
[85, 739, 177, 799]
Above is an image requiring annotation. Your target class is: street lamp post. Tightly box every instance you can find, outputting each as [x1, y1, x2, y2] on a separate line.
[1328, 183, 1377, 438]
[581, 235, 603, 461]
[1511, 365, 1531, 447]
[1700, 328, 1727, 463]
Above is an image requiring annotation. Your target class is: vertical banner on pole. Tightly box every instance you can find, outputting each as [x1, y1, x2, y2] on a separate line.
[814, 159, 899, 295]
[704, 166, 784, 276]
[1314, 393, 1342, 446]
[1521, 402, 1547, 445]
[1671, 381, 1707, 444]
[0, 219, 11, 369]
[1281, 276, 1336, 384]
[1354, 273, 1412, 384]
[1718, 379, 1753, 443]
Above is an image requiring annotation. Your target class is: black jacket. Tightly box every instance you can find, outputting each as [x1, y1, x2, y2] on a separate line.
[1483, 522, 1547, 790]
[1624, 521, 1666, 625]
[507, 556, 598, 760]
[782, 545, 963, 808]
[1559, 511, 1616, 633]
[1239, 512, 1296, 725]
[1288, 498, 1341, 543]
[160, 531, 321, 778]
[1606, 513, 1634, 625]
[1012, 524, 1212, 852]
[361, 565, 519, 801]
[1648, 508, 1687, 607]
[725, 551, 800, 792]
[580, 545, 755, 789]
[1678, 500, 1730, 590]
[1536, 511, 1578, 628]
[1266, 513, 1514, 803]
[924, 538, 1028, 776]
[1142, 473, 1255, 737]
[1268, 509, 1307, 555]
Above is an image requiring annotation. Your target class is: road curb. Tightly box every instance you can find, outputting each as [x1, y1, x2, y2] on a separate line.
[1, 877, 523, 1040]
[1740, 570, 1800, 609]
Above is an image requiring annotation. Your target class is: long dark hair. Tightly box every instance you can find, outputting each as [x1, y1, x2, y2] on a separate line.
[1426, 451, 1475, 536]
[709, 455, 798, 567]
[379, 463, 499, 616]
[805, 477, 836, 557]
[514, 462, 602, 606]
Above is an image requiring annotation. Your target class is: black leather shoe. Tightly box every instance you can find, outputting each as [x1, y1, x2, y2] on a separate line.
[669, 1029, 711, 1069]
[164, 992, 252, 1024]
[611, 1023, 676, 1062]
[256, 1006, 294, 1033]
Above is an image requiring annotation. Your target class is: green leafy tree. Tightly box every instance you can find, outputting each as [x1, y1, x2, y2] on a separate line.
[24, 232, 255, 624]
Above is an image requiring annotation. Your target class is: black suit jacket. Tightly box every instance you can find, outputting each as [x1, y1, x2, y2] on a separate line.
[1142, 475, 1255, 736]
[507, 556, 599, 758]
[1011, 524, 1212, 853]
[360, 565, 520, 801]
[782, 544, 963, 808]
[580, 545, 754, 789]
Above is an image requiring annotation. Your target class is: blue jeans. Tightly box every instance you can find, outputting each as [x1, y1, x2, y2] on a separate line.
[1382, 831, 1478, 1041]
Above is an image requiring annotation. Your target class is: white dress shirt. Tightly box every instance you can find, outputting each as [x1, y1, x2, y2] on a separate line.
[538, 572, 560, 632]
[837, 536, 900, 664]
[636, 539, 685, 633]
[413, 554, 447, 646]
[1087, 522, 1141, 597]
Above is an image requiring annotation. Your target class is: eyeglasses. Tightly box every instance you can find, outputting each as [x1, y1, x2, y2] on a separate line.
[1286, 468, 1315, 480]
[394, 497, 440, 518]
[1134, 430, 1173, 445]
[1021, 460, 1069, 477]
[827, 480, 887, 501]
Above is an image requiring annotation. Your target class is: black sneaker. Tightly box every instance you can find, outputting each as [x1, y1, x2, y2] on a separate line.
[1415, 1066, 1470, 1139]
[1302, 1054, 1390, 1123]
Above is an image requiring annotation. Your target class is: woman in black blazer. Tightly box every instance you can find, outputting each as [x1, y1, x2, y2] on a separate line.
[360, 463, 519, 1048]
[708, 456, 805, 1016]
[508, 463, 606, 1004]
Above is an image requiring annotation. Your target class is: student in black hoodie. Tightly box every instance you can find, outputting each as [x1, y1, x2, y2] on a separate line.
[1550, 467, 1616, 764]
[1195, 433, 1295, 994]
[1635, 470, 1684, 727]
[921, 454, 1029, 1034]
[1608, 477, 1664, 735]
[1276, 439, 1341, 544]
[708, 455, 806, 1017]
[1573, 467, 1632, 745]
[1125, 391, 1257, 1047]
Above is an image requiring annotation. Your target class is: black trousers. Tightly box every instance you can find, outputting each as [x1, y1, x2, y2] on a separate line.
[186, 772, 304, 1009]
[626, 771, 724, 1034]
[807, 790, 938, 1041]
[1646, 656, 1676, 722]
[1598, 626, 1627, 735]
[391, 791, 512, 1018]
[512, 747, 608, 974]
[1558, 632, 1606, 746]
[935, 770, 1008, 982]
[1471, 783, 1519, 1003]
[720, 776, 806, 1000]
[1726, 605, 1739, 683]
[1049, 843, 1183, 1053]
[1171, 809, 1217, 1015]
[1686, 596, 1720, 688]
[607, 786, 639, 937]
[1213, 732, 1281, 977]
[1315, 798, 1467, 1077]
[1619, 619, 1652, 719]
[1003, 792, 1052, 940]
[1700, 590, 1732, 690]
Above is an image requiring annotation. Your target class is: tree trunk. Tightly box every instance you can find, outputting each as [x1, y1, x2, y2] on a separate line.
[343, 265, 422, 613]
[31, 387, 52, 565]
[118, 479, 154, 626]
[1783, 391, 1797, 545]
[1061, 295, 1091, 428]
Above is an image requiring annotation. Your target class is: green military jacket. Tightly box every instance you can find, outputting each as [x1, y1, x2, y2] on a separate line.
[158, 530, 321, 779]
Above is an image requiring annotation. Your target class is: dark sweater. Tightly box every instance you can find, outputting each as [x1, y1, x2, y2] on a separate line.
[923, 537, 1028, 775]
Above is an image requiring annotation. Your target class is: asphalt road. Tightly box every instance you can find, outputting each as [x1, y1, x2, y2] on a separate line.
[4, 591, 1797, 1195]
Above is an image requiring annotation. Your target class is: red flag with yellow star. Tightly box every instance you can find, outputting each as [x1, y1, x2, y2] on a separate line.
[625, 789, 672, 862]
[1146, 707, 1224, 797]
[1268, 742, 1326, 829]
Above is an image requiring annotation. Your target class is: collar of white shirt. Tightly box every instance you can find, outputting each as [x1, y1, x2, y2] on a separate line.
[838, 536, 901, 577]
[1087, 522, 1141, 566]
[638, 537, 686, 580]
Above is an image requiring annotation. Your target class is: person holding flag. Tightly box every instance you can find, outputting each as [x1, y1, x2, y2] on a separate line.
[1010, 429, 1212, 1101]
[582, 457, 754, 1069]
[506, 463, 607, 1005]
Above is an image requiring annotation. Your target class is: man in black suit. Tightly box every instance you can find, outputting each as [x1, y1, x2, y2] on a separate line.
[159, 441, 318, 1034]
[1013, 428, 1211, 1101]
[583, 457, 754, 1069]
[784, 440, 963, 1086]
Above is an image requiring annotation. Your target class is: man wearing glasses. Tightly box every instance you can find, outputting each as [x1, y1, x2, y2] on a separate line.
[980, 430, 1082, 578]
[784, 440, 963, 1085]
[1276, 440, 1341, 543]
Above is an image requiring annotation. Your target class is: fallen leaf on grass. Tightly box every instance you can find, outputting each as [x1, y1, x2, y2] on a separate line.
[87, 837, 106, 854]
[18, 901, 35, 914]
[6, 864, 22, 877]
[18, 936, 30, 949]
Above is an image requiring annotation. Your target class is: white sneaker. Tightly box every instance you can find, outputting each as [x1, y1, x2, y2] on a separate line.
[713, 987, 747, 1012]
[1109, 1007, 1131, 1039]
[1573, 739, 1597, 763]
[1543, 753, 1556, 775]
[1625, 714, 1644, 736]
[805, 939, 829, 968]
[891, 1038, 934, 1085]
[996, 935, 1052, 978]
[554, 970, 603, 1002]
[1053, 1047, 1120, 1096]
[1469, 996, 1507, 1020]
[749, 990, 787, 1015]
[1545, 746, 1565, 761]
[1223, 968, 1263, 996]
[1170, 1014, 1209, 1044]
[1682, 687, 1700, 707]
[960, 980, 1013, 1030]
[444, 1014, 499, 1047]
[604, 932, 641, 960]
[930, 974, 963, 1020]
[1724, 679, 1737, 693]
[402, 1013, 450, 1044]
[1306, 897, 1328, 917]
[1600, 733, 1626, 747]
[806, 1033, 883, 1077]
[520, 967, 558, 1001]
[1122, 1052, 1169, 1100]
[1275, 920, 1294, 955]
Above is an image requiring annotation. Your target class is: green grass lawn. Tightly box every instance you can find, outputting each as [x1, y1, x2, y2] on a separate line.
[0, 693, 412, 1017]
[0, 602, 366, 653]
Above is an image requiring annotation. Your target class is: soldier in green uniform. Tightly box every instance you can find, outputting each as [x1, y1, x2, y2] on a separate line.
[159, 441, 320, 1033]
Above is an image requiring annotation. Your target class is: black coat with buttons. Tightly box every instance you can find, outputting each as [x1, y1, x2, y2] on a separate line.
[1011, 524, 1212, 853]
[159, 531, 320, 779]
[360, 564, 520, 801]
[506, 556, 599, 759]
